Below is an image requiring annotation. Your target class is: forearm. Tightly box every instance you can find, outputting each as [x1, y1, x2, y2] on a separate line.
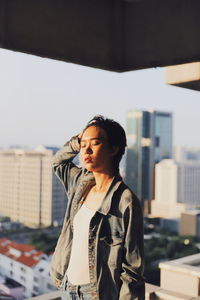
[52, 135, 80, 168]
[52, 135, 82, 191]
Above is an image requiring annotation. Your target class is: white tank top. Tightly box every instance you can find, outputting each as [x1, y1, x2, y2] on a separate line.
[66, 203, 96, 285]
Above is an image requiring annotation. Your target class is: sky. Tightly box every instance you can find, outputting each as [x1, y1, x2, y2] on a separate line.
[0, 48, 200, 148]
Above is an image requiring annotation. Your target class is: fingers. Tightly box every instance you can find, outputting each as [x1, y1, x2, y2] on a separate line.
[78, 131, 83, 144]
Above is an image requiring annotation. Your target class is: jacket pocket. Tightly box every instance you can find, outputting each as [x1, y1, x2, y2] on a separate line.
[99, 234, 124, 267]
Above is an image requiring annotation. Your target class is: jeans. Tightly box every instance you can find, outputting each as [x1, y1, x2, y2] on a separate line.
[61, 281, 92, 300]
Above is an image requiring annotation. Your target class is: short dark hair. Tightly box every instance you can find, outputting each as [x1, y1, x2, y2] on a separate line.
[83, 115, 127, 174]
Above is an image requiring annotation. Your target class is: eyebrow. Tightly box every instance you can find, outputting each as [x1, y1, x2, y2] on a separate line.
[80, 137, 104, 142]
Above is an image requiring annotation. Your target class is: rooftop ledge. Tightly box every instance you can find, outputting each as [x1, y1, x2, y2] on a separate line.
[27, 283, 200, 300]
[159, 253, 200, 277]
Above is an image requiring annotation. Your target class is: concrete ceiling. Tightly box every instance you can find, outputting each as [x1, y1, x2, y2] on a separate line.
[0, 0, 200, 72]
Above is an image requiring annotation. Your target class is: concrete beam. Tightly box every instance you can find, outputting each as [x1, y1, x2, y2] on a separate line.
[1, 0, 200, 72]
[166, 62, 200, 91]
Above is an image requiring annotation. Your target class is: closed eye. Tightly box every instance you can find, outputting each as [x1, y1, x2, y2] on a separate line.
[80, 138, 103, 147]
[91, 141, 101, 146]
[80, 142, 86, 148]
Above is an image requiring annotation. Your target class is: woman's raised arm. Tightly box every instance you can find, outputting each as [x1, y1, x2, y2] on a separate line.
[52, 135, 83, 195]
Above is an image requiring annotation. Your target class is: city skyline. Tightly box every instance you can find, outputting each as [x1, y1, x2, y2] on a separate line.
[126, 109, 172, 207]
[1, 49, 200, 148]
[0, 147, 66, 228]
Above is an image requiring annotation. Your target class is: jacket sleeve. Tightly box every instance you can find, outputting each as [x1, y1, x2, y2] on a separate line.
[52, 135, 82, 195]
[119, 197, 145, 300]
[50, 135, 83, 289]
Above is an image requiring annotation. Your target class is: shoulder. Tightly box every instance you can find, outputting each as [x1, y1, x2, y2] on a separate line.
[117, 181, 142, 213]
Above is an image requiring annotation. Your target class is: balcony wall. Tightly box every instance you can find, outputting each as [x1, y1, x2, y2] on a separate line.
[27, 283, 200, 300]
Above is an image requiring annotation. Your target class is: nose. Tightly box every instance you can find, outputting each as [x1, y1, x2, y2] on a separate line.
[85, 143, 92, 154]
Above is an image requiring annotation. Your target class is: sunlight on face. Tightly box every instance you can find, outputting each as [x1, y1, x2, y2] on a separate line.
[80, 126, 113, 173]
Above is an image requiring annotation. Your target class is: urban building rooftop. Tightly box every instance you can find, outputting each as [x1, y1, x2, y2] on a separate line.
[0, 237, 56, 299]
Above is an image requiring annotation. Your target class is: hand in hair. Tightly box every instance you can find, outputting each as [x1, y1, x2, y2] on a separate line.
[78, 132, 83, 144]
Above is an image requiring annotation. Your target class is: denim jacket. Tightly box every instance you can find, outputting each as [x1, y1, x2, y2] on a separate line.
[50, 136, 145, 300]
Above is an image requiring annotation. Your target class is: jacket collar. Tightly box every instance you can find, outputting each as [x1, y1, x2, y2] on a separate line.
[81, 171, 123, 215]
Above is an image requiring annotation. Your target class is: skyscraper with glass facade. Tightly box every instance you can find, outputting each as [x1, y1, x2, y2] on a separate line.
[125, 109, 172, 208]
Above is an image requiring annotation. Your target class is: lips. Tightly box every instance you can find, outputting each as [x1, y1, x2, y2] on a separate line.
[84, 157, 92, 163]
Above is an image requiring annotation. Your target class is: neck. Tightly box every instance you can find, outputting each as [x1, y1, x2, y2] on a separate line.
[92, 171, 115, 193]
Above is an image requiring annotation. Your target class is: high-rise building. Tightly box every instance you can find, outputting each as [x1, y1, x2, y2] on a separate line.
[0, 146, 66, 228]
[151, 159, 200, 219]
[174, 145, 200, 162]
[126, 109, 172, 207]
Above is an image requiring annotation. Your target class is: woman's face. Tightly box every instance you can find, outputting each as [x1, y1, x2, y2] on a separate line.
[80, 126, 115, 173]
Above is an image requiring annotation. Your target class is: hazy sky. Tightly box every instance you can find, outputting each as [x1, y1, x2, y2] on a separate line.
[0, 49, 199, 148]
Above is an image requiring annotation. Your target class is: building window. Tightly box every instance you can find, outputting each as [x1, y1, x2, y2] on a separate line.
[47, 283, 55, 290]
[20, 266, 26, 273]
[20, 276, 26, 283]
[39, 268, 44, 272]
[33, 286, 39, 293]
[33, 276, 38, 283]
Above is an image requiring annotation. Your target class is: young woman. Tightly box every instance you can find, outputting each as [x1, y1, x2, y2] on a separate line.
[50, 116, 145, 300]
